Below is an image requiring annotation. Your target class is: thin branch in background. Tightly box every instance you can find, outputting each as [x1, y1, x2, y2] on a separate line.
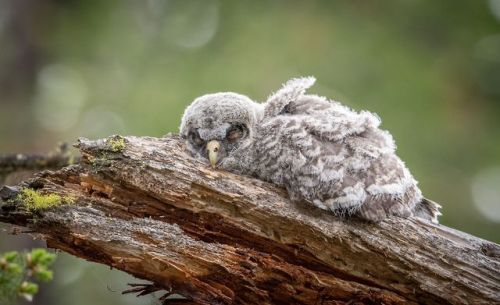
[0, 143, 80, 181]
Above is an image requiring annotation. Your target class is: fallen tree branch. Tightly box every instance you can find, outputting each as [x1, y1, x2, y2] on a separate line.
[0, 135, 499, 305]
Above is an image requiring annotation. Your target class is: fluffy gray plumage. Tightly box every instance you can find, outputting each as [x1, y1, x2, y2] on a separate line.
[180, 77, 440, 222]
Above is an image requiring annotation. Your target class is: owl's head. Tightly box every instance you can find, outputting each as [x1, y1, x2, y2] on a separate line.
[180, 92, 263, 168]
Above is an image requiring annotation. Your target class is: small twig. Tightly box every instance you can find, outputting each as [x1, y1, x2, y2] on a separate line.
[123, 283, 190, 305]
[0, 143, 80, 177]
[122, 282, 165, 296]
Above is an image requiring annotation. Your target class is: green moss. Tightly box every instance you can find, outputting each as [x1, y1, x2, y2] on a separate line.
[107, 137, 126, 152]
[16, 189, 75, 211]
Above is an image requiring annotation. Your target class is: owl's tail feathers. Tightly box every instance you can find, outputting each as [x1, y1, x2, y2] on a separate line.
[413, 198, 442, 224]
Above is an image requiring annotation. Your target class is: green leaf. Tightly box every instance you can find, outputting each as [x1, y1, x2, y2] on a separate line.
[29, 249, 56, 266]
[6, 263, 22, 275]
[33, 268, 53, 282]
[19, 281, 38, 295]
[2, 252, 19, 263]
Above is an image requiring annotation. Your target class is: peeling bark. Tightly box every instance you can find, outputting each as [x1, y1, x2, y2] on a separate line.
[0, 135, 499, 305]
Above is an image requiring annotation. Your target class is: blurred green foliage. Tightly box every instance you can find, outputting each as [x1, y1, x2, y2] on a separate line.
[0, 1, 499, 305]
[0, 248, 56, 304]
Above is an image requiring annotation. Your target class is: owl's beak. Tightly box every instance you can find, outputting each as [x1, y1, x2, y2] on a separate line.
[206, 140, 220, 168]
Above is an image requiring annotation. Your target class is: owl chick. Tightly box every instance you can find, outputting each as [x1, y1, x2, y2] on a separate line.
[179, 77, 441, 223]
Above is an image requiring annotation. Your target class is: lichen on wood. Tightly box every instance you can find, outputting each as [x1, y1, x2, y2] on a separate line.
[106, 135, 126, 152]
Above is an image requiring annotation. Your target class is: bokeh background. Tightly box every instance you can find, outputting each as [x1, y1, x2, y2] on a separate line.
[1, 1, 500, 304]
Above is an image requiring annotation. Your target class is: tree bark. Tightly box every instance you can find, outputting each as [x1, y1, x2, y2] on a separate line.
[0, 135, 499, 305]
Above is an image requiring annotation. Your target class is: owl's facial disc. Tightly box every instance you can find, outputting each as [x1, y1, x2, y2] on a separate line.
[180, 92, 260, 168]
[186, 123, 249, 168]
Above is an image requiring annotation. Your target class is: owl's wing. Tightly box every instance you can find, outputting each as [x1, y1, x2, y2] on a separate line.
[265, 78, 384, 143]
[263, 76, 316, 118]
[262, 77, 396, 179]
[288, 93, 390, 151]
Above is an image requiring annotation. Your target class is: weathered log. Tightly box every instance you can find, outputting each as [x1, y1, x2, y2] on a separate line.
[0, 135, 499, 305]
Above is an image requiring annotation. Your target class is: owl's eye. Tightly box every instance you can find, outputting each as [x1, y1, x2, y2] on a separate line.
[188, 130, 204, 146]
[226, 124, 246, 142]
